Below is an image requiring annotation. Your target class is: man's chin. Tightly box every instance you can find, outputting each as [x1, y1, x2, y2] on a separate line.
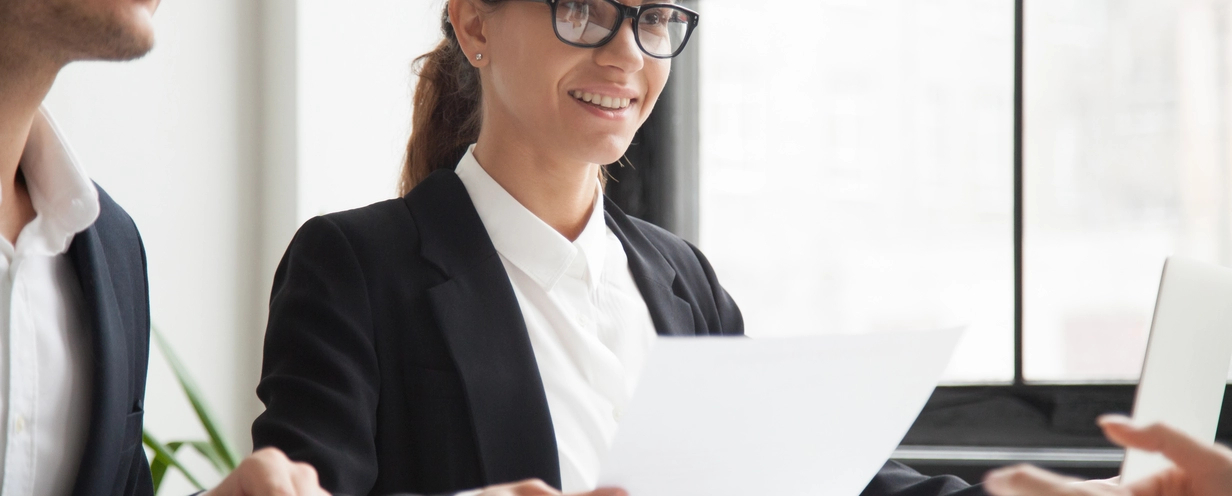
[115, 5, 157, 59]
[80, 35, 154, 62]
[65, 2, 158, 62]
[87, 20, 155, 61]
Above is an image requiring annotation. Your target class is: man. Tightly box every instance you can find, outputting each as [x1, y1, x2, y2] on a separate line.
[986, 415, 1232, 496]
[0, 0, 326, 494]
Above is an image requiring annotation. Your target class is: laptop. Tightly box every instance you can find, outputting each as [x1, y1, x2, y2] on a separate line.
[1120, 256, 1232, 485]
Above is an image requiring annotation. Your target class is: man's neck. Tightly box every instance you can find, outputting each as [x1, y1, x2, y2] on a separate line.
[0, 50, 62, 243]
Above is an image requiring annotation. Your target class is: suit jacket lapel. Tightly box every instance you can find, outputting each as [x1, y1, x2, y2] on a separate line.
[407, 170, 562, 489]
[67, 225, 130, 496]
[603, 198, 698, 337]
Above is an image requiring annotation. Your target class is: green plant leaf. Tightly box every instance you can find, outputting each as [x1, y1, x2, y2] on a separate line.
[150, 441, 187, 493]
[189, 440, 229, 474]
[151, 326, 241, 470]
[149, 452, 169, 491]
[143, 430, 205, 491]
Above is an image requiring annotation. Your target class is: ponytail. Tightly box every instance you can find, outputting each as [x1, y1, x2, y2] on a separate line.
[400, 2, 490, 195]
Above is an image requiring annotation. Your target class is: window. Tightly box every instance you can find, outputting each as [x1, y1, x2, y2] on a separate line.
[1024, 0, 1232, 382]
[689, 0, 1232, 386]
[697, 0, 1016, 383]
[625, 0, 1232, 481]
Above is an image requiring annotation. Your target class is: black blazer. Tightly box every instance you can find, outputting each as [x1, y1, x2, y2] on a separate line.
[252, 169, 985, 496]
[67, 186, 154, 496]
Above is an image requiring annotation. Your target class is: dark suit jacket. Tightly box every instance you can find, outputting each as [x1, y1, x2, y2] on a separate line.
[252, 169, 985, 496]
[67, 186, 154, 496]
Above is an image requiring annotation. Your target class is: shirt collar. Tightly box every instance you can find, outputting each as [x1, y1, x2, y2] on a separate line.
[12, 107, 102, 256]
[573, 179, 608, 291]
[454, 144, 607, 292]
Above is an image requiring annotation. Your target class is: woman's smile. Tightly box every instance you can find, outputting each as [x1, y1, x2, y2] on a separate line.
[569, 92, 638, 120]
[567, 85, 641, 121]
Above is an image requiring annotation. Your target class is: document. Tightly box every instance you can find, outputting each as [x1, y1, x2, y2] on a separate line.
[597, 328, 963, 496]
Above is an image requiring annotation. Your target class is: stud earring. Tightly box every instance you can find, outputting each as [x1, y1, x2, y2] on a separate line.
[475, 53, 483, 61]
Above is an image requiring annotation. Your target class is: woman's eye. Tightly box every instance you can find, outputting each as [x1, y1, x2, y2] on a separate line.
[640, 12, 663, 25]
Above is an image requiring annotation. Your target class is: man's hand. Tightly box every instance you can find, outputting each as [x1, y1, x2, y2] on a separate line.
[203, 447, 329, 496]
[474, 479, 626, 496]
[984, 415, 1232, 496]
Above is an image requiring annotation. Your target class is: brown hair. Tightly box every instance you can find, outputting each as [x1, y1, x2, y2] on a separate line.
[399, 1, 497, 195]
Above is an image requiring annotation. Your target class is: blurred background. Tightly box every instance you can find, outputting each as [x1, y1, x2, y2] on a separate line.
[42, 0, 1232, 492]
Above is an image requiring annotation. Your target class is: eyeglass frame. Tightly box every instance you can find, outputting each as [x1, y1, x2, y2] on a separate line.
[508, 0, 700, 59]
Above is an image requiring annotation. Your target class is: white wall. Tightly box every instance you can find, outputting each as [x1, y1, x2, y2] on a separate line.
[297, 0, 444, 221]
[45, 0, 261, 491]
[42, 0, 444, 493]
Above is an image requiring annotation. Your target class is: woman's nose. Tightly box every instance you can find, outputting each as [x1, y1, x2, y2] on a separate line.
[594, 18, 645, 73]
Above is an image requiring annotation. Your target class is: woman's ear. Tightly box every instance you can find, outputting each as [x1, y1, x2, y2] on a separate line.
[449, 0, 490, 68]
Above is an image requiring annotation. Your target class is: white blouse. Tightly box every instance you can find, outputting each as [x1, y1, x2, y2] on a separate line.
[454, 145, 658, 492]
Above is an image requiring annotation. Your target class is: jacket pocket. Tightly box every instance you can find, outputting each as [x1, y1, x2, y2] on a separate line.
[124, 409, 144, 451]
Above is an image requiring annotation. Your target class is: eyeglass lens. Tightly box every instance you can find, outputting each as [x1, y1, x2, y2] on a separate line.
[553, 0, 691, 57]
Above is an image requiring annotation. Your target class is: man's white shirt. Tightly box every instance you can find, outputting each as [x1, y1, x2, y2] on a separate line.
[455, 145, 658, 493]
[0, 108, 100, 495]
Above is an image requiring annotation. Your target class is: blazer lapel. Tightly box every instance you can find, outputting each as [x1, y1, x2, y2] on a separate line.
[67, 225, 130, 496]
[407, 170, 562, 489]
[603, 198, 698, 337]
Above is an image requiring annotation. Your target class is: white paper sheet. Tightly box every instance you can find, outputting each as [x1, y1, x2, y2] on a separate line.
[596, 328, 963, 496]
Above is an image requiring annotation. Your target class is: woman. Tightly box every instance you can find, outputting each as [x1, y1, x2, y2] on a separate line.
[251, 1, 980, 495]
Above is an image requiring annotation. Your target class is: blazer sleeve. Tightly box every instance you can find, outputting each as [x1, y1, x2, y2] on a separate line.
[252, 216, 382, 495]
[861, 461, 987, 496]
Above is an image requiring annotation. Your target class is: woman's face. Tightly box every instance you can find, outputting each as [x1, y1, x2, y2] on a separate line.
[480, 0, 671, 166]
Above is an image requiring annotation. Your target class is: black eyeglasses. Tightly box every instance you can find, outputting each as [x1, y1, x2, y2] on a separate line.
[511, 0, 700, 59]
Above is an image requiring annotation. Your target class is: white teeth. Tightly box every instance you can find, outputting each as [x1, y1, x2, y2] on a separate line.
[571, 91, 632, 110]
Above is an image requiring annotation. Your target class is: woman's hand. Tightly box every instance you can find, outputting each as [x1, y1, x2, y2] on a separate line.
[984, 415, 1232, 496]
[475, 479, 626, 496]
[203, 447, 329, 496]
